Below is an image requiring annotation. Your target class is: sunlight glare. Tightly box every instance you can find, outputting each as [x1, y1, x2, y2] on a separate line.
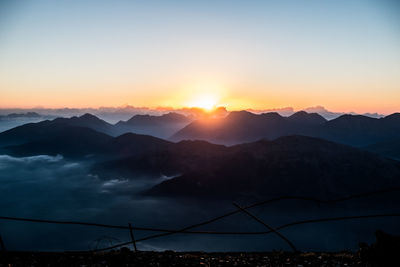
[187, 94, 218, 111]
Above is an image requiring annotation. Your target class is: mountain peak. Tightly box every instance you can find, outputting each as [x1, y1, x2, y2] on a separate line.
[288, 111, 326, 124]
[126, 114, 151, 123]
[79, 113, 102, 121]
[292, 110, 308, 116]
[126, 112, 190, 123]
[261, 112, 283, 118]
[160, 112, 190, 122]
[383, 113, 400, 121]
[225, 110, 258, 121]
[333, 114, 377, 122]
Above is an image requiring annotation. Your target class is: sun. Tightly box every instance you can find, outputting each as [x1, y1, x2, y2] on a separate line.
[178, 83, 225, 111]
[187, 94, 218, 111]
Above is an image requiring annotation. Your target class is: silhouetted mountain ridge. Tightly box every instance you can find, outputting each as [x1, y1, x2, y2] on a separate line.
[0, 112, 192, 147]
[3, 126, 112, 157]
[124, 112, 189, 124]
[2, 115, 400, 200]
[114, 112, 192, 138]
[288, 111, 327, 125]
[172, 111, 400, 147]
[146, 135, 400, 199]
[4, 128, 172, 159]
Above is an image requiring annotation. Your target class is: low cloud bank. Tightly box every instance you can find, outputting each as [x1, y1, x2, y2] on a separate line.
[0, 154, 398, 252]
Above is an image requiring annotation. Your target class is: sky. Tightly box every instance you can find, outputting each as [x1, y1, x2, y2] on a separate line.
[0, 0, 399, 113]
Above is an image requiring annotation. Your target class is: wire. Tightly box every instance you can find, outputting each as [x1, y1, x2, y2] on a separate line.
[1, 187, 399, 252]
[92, 212, 400, 252]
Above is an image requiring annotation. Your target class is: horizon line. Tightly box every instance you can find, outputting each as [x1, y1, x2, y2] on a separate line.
[0, 104, 394, 116]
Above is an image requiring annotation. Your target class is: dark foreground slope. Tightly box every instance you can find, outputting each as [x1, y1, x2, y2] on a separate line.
[0, 251, 362, 267]
[148, 136, 400, 199]
[88, 135, 400, 199]
[2, 230, 399, 266]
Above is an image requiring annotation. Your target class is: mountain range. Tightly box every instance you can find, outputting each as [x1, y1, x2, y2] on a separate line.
[0, 105, 384, 121]
[0, 112, 192, 147]
[172, 111, 400, 149]
[2, 111, 400, 159]
[1, 111, 400, 200]
[1, 126, 171, 159]
[114, 112, 191, 138]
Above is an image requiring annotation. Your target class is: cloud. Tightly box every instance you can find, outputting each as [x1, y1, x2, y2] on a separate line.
[0, 154, 398, 252]
[0, 154, 63, 167]
[0, 155, 185, 251]
[102, 178, 128, 188]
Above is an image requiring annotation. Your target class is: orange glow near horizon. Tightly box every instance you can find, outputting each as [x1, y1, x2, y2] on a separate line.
[1, 78, 399, 114]
[1, 1, 400, 114]
[1, 85, 399, 115]
[157, 83, 228, 112]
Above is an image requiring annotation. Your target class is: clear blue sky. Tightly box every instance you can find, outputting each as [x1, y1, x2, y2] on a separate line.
[0, 0, 399, 113]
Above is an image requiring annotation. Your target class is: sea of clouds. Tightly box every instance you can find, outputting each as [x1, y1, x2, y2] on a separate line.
[0, 154, 398, 252]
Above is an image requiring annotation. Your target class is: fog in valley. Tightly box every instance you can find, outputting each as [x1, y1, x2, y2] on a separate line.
[1, 154, 398, 252]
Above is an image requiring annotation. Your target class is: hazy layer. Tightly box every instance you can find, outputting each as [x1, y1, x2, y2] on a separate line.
[1, 154, 399, 251]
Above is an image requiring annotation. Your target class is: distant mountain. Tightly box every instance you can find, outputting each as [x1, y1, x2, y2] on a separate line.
[246, 107, 295, 117]
[0, 105, 385, 122]
[0, 111, 174, 158]
[4, 126, 113, 157]
[304, 106, 385, 120]
[0, 113, 115, 147]
[287, 111, 327, 125]
[171, 111, 325, 145]
[0, 112, 192, 146]
[3, 116, 400, 200]
[114, 112, 192, 139]
[171, 111, 400, 148]
[245, 106, 385, 119]
[51, 113, 116, 135]
[146, 136, 400, 199]
[4, 129, 172, 159]
[321, 113, 400, 146]
[0, 112, 57, 133]
[0, 112, 41, 119]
